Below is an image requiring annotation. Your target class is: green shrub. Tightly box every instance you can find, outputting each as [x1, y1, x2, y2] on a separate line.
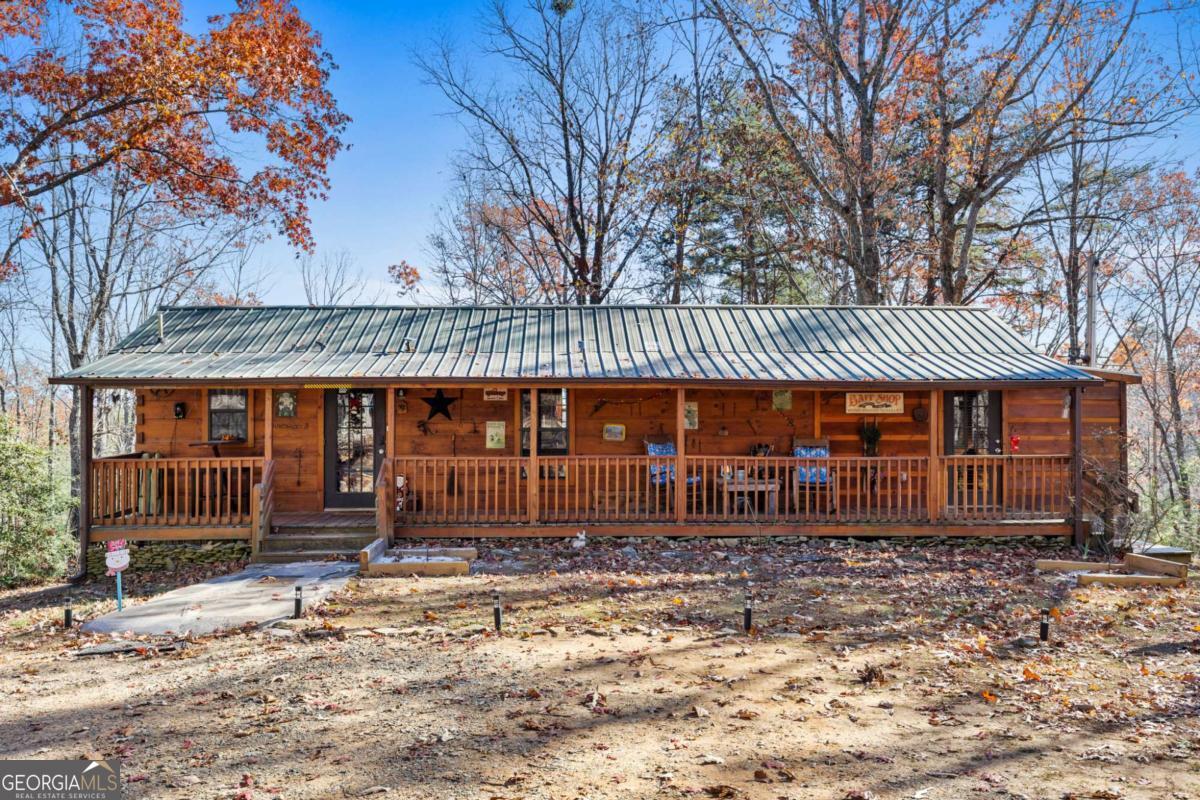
[0, 417, 74, 587]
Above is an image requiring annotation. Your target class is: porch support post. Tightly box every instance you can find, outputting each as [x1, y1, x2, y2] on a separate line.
[1071, 385, 1084, 548]
[675, 387, 687, 523]
[385, 387, 396, 545]
[928, 390, 939, 522]
[75, 384, 94, 580]
[264, 388, 274, 461]
[528, 388, 539, 525]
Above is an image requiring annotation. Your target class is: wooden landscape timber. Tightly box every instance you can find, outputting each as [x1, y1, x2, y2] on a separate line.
[1036, 552, 1191, 588]
[358, 537, 475, 576]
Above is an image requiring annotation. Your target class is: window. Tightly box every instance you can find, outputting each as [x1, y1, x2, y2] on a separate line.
[521, 388, 568, 455]
[208, 389, 248, 441]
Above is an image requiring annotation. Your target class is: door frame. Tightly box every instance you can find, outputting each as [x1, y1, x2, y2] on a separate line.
[323, 388, 387, 509]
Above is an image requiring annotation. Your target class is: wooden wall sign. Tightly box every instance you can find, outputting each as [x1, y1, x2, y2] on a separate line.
[483, 387, 508, 401]
[846, 392, 904, 414]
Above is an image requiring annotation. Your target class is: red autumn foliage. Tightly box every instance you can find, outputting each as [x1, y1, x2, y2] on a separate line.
[0, 0, 349, 250]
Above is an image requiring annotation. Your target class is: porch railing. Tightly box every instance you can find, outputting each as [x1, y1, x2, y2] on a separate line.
[91, 456, 264, 528]
[393, 456, 529, 525]
[387, 453, 1074, 527]
[941, 454, 1072, 520]
[685, 456, 931, 524]
[250, 459, 275, 556]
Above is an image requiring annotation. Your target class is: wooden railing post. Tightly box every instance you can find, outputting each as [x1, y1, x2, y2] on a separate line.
[250, 483, 262, 558]
[675, 387, 687, 523]
[528, 388, 539, 525]
[375, 457, 394, 543]
[1071, 386, 1084, 547]
[927, 390, 940, 521]
[79, 384, 94, 547]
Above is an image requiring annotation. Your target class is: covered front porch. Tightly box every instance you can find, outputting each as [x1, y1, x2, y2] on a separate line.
[81, 383, 1088, 550]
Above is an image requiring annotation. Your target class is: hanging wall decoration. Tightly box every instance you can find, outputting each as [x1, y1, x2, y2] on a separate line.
[602, 423, 626, 441]
[772, 390, 792, 411]
[421, 389, 458, 421]
[485, 420, 506, 449]
[275, 390, 298, 418]
[684, 401, 699, 430]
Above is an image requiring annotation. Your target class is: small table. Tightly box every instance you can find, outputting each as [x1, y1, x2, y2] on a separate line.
[717, 476, 780, 516]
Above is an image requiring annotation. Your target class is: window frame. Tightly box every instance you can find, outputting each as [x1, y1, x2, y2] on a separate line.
[207, 388, 250, 442]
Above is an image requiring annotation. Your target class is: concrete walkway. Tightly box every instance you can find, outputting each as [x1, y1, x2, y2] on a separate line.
[82, 561, 358, 636]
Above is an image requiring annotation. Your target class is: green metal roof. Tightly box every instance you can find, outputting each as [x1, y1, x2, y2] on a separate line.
[54, 304, 1100, 386]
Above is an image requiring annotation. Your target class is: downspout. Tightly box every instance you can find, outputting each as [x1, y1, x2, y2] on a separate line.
[69, 383, 93, 583]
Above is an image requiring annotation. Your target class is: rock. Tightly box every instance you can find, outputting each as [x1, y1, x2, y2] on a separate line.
[266, 628, 297, 639]
[372, 627, 405, 637]
[620, 545, 639, 560]
[700, 754, 725, 765]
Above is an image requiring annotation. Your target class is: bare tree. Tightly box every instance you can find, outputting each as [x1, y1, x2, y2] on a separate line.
[6, 164, 255, 525]
[300, 250, 381, 305]
[705, 0, 931, 303]
[1106, 170, 1200, 543]
[420, 0, 670, 304]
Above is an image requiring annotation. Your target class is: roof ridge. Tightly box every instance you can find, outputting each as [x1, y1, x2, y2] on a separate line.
[156, 303, 995, 312]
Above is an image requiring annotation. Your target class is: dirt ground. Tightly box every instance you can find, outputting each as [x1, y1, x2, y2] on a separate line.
[1, 536, 1198, 800]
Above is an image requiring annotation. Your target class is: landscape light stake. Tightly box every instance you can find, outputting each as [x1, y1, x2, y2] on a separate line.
[743, 589, 753, 633]
[1039, 608, 1050, 642]
[64, 605, 72, 629]
[492, 589, 502, 633]
[294, 586, 303, 620]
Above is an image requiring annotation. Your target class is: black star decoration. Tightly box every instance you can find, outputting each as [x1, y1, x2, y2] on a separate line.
[421, 389, 458, 421]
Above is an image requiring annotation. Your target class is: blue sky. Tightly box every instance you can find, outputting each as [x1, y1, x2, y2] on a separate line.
[191, 0, 482, 303]
[187, 1, 1200, 305]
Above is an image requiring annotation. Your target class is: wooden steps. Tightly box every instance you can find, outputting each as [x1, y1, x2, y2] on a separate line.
[252, 512, 377, 563]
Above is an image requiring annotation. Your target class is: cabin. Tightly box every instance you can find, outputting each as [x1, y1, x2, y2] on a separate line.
[53, 305, 1137, 560]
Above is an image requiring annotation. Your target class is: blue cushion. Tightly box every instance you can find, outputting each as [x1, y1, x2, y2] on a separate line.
[794, 445, 830, 485]
[795, 465, 829, 485]
[645, 441, 677, 457]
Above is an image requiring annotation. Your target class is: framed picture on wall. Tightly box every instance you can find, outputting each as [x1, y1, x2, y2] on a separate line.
[275, 390, 298, 418]
[684, 401, 699, 430]
[772, 390, 792, 410]
[602, 423, 626, 442]
[486, 420, 506, 449]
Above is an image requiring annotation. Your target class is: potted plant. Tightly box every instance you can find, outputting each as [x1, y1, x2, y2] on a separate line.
[859, 420, 882, 457]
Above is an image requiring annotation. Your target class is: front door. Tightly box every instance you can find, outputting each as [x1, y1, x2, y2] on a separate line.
[324, 389, 386, 509]
[943, 390, 1003, 510]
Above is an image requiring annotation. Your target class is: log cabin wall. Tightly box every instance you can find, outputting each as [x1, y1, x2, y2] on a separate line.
[129, 381, 1126, 517]
[1003, 381, 1126, 473]
[393, 388, 516, 457]
[134, 388, 265, 458]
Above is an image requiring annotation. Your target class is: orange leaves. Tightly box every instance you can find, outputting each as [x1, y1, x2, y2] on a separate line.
[980, 690, 998, 704]
[1, 0, 347, 250]
[1022, 665, 1042, 682]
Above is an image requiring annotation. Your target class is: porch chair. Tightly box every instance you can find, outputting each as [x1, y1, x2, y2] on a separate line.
[792, 437, 835, 515]
[643, 435, 702, 513]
